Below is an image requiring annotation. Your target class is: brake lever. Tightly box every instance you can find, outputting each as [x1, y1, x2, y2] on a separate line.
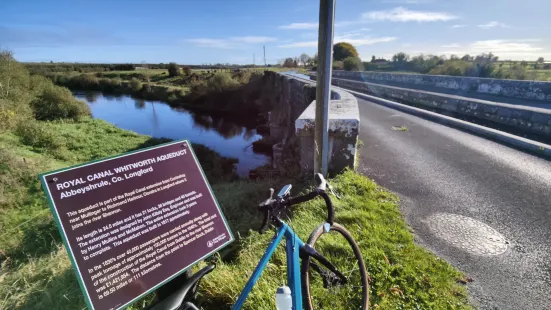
[259, 209, 271, 234]
[259, 188, 275, 208]
[327, 182, 341, 199]
[258, 189, 275, 234]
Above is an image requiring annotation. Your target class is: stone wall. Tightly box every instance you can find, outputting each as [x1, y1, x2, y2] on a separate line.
[264, 71, 360, 174]
[332, 70, 551, 102]
[330, 77, 551, 139]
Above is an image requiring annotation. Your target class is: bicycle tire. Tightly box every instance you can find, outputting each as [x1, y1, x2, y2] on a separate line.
[301, 222, 369, 310]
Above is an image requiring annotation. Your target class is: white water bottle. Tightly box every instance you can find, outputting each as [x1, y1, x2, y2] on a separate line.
[275, 285, 292, 310]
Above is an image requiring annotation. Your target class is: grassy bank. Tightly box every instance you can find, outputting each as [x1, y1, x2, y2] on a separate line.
[0, 118, 239, 309]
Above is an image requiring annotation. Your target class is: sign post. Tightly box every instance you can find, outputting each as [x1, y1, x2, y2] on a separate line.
[40, 140, 233, 310]
[315, 0, 336, 176]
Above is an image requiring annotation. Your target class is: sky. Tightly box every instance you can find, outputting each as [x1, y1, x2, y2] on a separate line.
[1, 0, 550, 64]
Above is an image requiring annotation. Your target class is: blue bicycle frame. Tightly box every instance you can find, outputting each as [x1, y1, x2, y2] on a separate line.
[232, 222, 305, 309]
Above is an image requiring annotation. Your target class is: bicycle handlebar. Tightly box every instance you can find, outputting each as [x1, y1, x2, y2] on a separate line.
[258, 174, 335, 234]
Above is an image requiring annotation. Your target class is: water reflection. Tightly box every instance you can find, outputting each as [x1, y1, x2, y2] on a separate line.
[74, 92, 269, 176]
[84, 92, 100, 103]
[134, 99, 146, 109]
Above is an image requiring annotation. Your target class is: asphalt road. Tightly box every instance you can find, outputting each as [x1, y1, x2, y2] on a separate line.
[355, 97, 551, 309]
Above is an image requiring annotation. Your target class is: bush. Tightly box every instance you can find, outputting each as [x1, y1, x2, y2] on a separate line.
[130, 77, 142, 92]
[74, 74, 100, 89]
[30, 85, 90, 121]
[29, 75, 55, 96]
[206, 72, 239, 92]
[233, 71, 252, 84]
[168, 62, 182, 77]
[182, 67, 192, 75]
[333, 61, 344, 70]
[343, 57, 363, 71]
[429, 60, 473, 76]
[491, 64, 536, 80]
[56, 74, 70, 85]
[15, 121, 63, 149]
[0, 99, 33, 132]
[189, 79, 208, 95]
[99, 78, 114, 91]
[111, 77, 122, 87]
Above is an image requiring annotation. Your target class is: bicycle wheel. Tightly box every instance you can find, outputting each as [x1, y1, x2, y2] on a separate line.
[301, 222, 369, 310]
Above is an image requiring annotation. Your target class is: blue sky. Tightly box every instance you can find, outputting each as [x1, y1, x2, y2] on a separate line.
[2, 0, 550, 64]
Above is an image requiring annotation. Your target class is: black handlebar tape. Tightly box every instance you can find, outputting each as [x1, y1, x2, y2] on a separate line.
[288, 191, 319, 206]
[319, 191, 335, 225]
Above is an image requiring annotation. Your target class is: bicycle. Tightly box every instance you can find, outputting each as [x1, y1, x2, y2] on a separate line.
[148, 173, 369, 309]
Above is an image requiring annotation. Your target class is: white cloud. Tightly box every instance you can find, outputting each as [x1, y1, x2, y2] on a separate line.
[335, 36, 397, 46]
[279, 22, 318, 30]
[338, 28, 372, 39]
[441, 43, 461, 48]
[470, 40, 541, 53]
[277, 41, 318, 48]
[187, 38, 231, 49]
[439, 39, 549, 60]
[187, 36, 277, 49]
[478, 21, 509, 29]
[230, 36, 277, 43]
[362, 7, 457, 22]
[335, 20, 364, 27]
[278, 36, 396, 48]
[451, 24, 467, 28]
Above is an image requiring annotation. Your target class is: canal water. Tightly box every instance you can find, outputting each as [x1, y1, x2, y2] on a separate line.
[74, 92, 269, 176]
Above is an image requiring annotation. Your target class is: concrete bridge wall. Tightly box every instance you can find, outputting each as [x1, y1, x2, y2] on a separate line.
[329, 77, 551, 139]
[332, 70, 551, 102]
[264, 71, 360, 174]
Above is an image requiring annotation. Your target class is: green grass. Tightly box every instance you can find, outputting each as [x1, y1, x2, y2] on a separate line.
[196, 171, 471, 309]
[0, 119, 471, 310]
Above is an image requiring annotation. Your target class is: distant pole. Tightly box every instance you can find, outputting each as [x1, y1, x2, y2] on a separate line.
[264, 46, 267, 67]
[314, 0, 335, 176]
[253, 53, 255, 67]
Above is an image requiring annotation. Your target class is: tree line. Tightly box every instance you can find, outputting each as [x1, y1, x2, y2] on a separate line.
[282, 40, 548, 80]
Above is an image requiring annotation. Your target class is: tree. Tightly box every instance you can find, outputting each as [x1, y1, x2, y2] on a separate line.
[371, 55, 376, 63]
[333, 42, 359, 61]
[282, 58, 295, 68]
[461, 54, 473, 61]
[0, 50, 30, 101]
[392, 52, 409, 63]
[311, 53, 319, 66]
[299, 53, 311, 67]
[343, 57, 363, 71]
[167, 62, 182, 77]
[537, 57, 544, 63]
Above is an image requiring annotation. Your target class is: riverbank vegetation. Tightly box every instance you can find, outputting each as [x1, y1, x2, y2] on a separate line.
[39, 68, 274, 118]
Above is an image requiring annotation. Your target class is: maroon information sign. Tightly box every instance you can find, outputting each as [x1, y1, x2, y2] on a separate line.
[40, 140, 233, 310]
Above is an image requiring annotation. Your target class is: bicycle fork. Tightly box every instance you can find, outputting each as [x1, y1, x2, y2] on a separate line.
[232, 223, 305, 310]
